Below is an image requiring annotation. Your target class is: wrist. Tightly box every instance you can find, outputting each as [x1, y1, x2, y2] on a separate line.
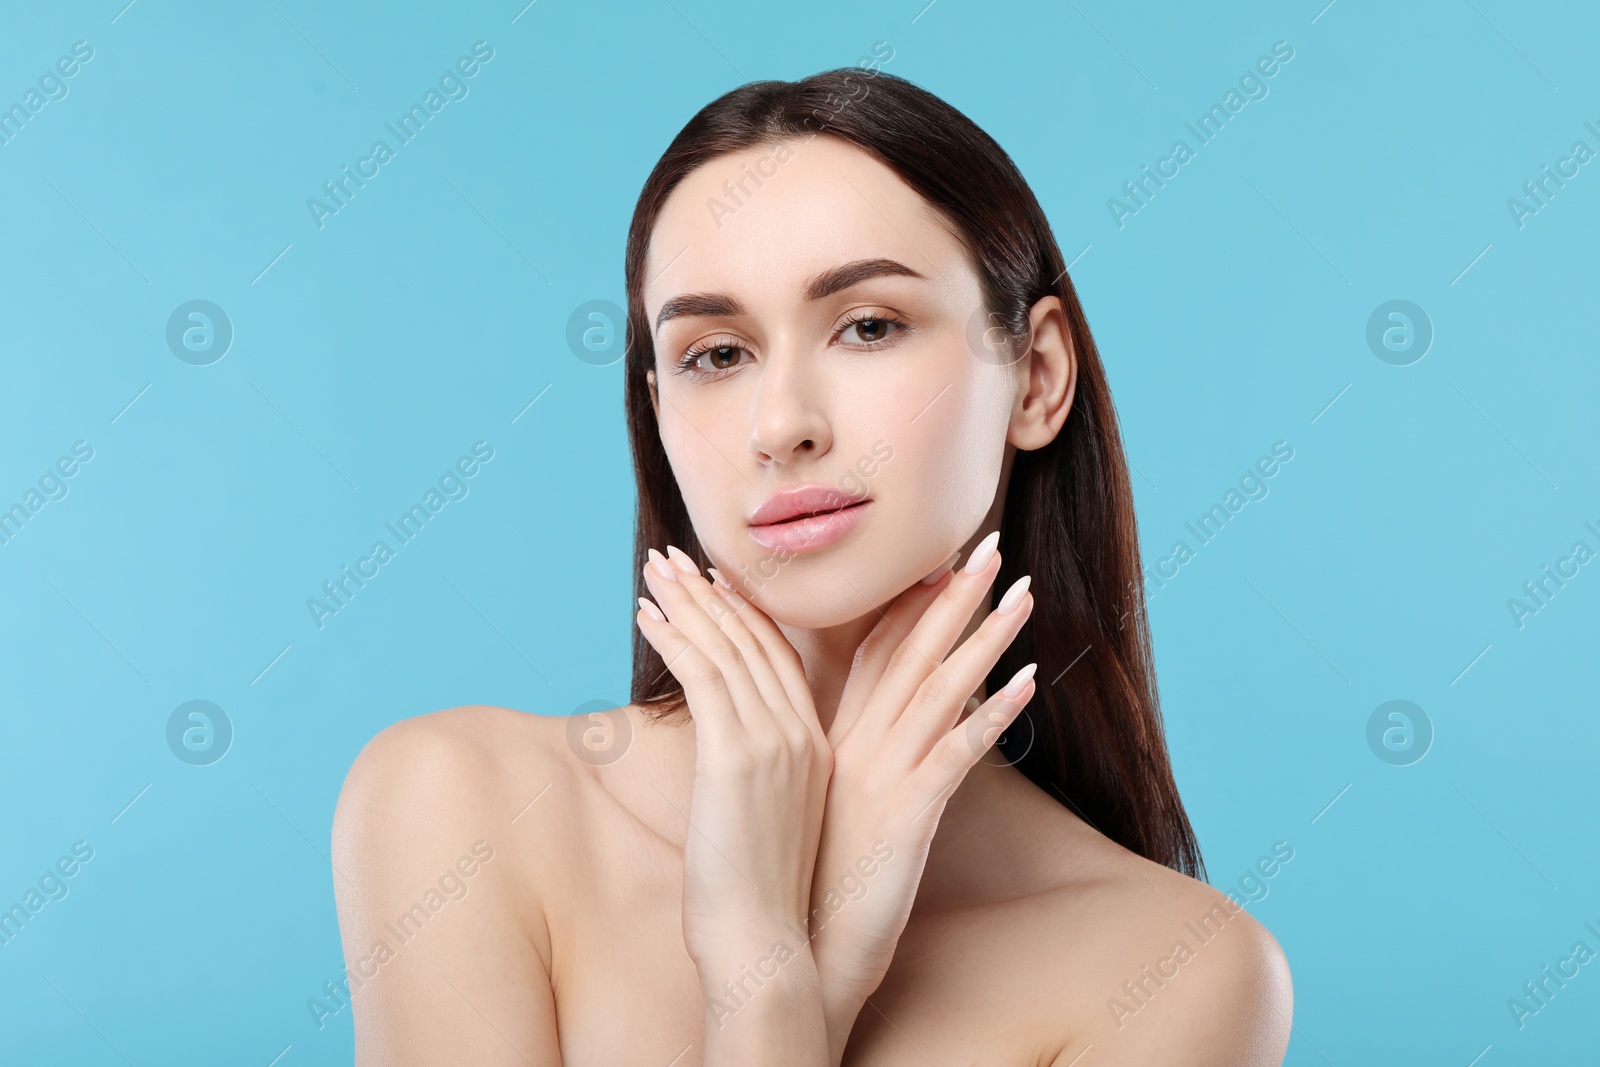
[700, 942, 825, 1061]
[695, 920, 816, 1000]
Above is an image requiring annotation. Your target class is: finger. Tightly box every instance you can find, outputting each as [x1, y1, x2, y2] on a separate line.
[892, 575, 1033, 755]
[852, 531, 1006, 740]
[664, 549, 801, 737]
[707, 567, 823, 741]
[634, 595, 738, 740]
[906, 664, 1036, 815]
[645, 549, 788, 735]
[829, 571, 951, 743]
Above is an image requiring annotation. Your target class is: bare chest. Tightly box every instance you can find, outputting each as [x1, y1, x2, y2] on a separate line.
[538, 791, 1068, 1067]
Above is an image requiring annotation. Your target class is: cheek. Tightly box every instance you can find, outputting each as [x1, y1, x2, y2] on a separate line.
[893, 381, 1010, 543]
[659, 410, 745, 551]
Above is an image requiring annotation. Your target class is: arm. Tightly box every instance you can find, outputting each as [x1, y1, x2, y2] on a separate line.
[332, 710, 562, 1066]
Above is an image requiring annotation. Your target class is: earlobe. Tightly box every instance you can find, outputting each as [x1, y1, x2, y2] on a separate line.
[646, 368, 660, 422]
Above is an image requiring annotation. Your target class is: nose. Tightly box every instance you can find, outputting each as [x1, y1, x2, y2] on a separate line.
[748, 344, 832, 465]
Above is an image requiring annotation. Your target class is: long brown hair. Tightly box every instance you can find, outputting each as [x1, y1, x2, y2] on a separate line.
[622, 68, 1203, 878]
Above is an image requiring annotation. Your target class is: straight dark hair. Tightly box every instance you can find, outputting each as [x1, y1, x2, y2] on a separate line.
[622, 67, 1203, 879]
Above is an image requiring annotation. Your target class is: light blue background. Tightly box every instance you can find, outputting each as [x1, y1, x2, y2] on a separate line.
[2, 0, 1596, 1063]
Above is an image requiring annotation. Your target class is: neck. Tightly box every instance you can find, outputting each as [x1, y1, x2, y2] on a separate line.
[775, 534, 1002, 736]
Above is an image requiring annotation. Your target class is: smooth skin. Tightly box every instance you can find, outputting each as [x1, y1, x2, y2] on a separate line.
[333, 133, 1293, 1065]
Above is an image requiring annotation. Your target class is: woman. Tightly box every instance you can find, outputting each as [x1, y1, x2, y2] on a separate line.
[333, 67, 1293, 1065]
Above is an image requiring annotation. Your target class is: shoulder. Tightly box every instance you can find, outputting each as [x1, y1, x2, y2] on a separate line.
[331, 707, 579, 1058]
[1041, 835, 1293, 1065]
[335, 703, 566, 818]
[331, 704, 579, 942]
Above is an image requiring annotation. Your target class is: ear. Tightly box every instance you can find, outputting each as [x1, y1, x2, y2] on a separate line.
[1007, 294, 1075, 451]
[646, 367, 661, 422]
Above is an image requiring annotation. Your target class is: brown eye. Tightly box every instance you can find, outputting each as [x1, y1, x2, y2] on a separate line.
[677, 339, 751, 377]
[837, 312, 909, 348]
[853, 318, 890, 343]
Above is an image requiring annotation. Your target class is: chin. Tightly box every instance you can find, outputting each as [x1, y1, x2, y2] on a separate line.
[725, 549, 905, 631]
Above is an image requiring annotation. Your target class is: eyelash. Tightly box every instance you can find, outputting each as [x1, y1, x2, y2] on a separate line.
[673, 311, 913, 379]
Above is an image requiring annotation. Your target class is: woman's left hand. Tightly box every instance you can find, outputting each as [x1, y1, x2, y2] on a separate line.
[706, 537, 1036, 1066]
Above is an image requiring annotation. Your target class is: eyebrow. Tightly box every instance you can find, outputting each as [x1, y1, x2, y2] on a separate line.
[653, 257, 926, 333]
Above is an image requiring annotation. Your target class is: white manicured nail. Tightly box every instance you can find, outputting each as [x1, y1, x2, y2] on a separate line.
[1000, 662, 1037, 698]
[996, 575, 1031, 615]
[666, 545, 700, 575]
[647, 548, 678, 581]
[963, 530, 1001, 574]
[638, 597, 666, 622]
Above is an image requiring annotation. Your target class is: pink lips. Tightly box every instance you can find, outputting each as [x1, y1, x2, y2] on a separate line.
[748, 484, 871, 553]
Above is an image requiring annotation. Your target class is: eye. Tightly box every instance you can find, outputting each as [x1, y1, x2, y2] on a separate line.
[836, 311, 911, 348]
[676, 337, 751, 377]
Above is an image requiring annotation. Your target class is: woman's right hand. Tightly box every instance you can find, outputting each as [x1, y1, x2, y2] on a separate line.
[803, 532, 1036, 1041]
[701, 532, 1036, 1065]
[634, 545, 834, 1062]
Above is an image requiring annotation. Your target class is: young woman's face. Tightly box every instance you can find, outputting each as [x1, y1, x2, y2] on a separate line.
[642, 134, 1019, 630]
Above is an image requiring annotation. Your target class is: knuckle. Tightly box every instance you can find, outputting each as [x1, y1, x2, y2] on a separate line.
[684, 655, 725, 686]
[887, 637, 928, 673]
[933, 733, 967, 773]
[917, 669, 954, 706]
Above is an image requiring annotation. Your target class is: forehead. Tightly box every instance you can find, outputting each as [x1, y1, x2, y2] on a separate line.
[642, 135, 973, 320]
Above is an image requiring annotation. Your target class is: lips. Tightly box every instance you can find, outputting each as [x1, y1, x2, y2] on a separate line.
[748, 484, 871, 553]
[748, 484, 865, 525]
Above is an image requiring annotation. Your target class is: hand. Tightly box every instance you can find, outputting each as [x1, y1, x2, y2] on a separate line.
[634, 546, 832, 989]
[805, 531, 1036, 1042]
[698, 531, 1036, 1063]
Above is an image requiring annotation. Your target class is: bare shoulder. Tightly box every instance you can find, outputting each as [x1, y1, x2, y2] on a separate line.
[1039, 829, 1293, 1066]
[335, 704, 570, 820]
[330, 705, 577, 1064]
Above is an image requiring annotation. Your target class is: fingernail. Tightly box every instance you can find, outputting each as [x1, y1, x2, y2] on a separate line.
[1000, 662, 1037, 698]
[707, 567, 728, 587]
[647, 548, 678, 581]
[638, 596, 666, 622]
[919, 551, 961, 584]
[963, 530, 1001, 574]
[666, 545, 700, 576]
[996, 575, 1031, 615]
